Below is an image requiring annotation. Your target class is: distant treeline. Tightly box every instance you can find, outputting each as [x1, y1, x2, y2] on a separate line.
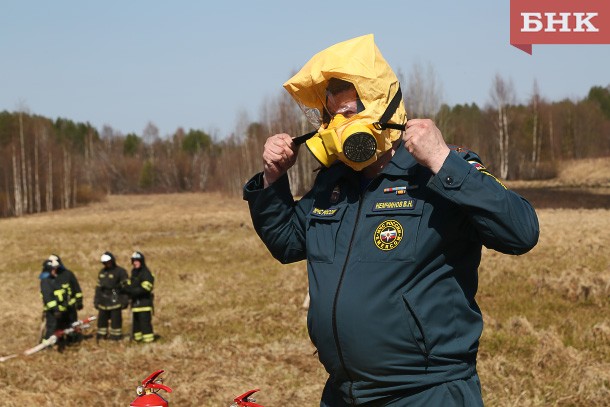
[1, 82, 609, 218]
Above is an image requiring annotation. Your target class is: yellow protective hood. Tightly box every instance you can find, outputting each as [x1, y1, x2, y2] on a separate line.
[283, 34, 406, 152]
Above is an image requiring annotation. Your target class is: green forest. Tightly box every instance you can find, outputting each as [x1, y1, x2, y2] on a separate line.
[1, 82, 609, 218]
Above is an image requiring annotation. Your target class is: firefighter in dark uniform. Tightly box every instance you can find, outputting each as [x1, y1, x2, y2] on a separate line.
[94, 251, 128, 341]
[48, 254, 83, 336]
[243, 36, 539, 406]
[39, 259, 70, 348]
[122, 251, 155, 343]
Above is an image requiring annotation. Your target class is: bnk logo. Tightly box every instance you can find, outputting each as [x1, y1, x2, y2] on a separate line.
[521, 12, 599, 32]
[510, 0, 610, 54]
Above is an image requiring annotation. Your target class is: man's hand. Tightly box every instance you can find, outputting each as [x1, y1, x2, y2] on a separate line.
[403, 119, 450, 174]
[263, 133, 298, 187]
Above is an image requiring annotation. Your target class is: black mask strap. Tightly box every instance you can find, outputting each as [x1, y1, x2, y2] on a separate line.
[292, 129, 318, 146]
[373, 86, 405, 131]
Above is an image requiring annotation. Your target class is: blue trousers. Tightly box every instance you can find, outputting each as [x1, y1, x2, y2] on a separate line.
[320, 374, 483, 406]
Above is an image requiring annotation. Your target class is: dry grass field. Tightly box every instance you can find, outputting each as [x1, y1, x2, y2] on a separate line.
[0, 158, 609, 406]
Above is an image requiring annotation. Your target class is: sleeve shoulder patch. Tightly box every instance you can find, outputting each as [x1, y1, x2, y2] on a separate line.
[468, 160, 486, 171]
[466, 160, 507, 189]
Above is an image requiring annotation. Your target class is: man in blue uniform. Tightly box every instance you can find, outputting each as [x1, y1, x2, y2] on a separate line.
[243, 35, 539, 406]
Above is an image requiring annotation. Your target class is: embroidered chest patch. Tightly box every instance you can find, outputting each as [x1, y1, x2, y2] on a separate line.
[312, 207, 339, 217]
[374, 219, 404, 251]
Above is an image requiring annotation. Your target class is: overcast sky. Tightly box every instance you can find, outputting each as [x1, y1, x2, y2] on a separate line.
[1, 1, 609, 139]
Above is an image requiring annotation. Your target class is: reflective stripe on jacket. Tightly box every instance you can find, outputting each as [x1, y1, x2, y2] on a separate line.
[94, 266, 128, 309]
[40, 278, 68, 312]
[126, 266, 155, 309]
[55, 268, 83, 308]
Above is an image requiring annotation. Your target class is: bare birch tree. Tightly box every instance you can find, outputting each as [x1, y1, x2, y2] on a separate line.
[548, 110, 555, 162]
[34, 126, 41, 213]
[489, 74, 516, 179]
[12, 144, 23, 216]
[143, 121, 159, 164]
[530, 80, 543, 170]
[18, 111, 28, 213]
[63, 145, 71, 209]
[404, 61, 444, 119]
[84, 128, 95, 186]
[143, 121, 160, 143]
[199, 152, 210, 191]
[47, 143, 53, 211]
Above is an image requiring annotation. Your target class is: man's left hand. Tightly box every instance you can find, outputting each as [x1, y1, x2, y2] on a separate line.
[403, 119, 450, 174]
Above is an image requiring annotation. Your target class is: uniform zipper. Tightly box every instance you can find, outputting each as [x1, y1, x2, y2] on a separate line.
[331, 189, 364, 406]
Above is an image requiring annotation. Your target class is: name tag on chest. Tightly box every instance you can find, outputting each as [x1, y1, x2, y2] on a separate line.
[372, 199, 417, 212]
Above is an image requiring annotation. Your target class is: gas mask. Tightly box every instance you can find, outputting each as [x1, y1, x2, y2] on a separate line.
[284, 34, 407, 171]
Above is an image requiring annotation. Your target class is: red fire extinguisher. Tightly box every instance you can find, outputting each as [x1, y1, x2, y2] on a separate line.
[231, 388, 264, 407]
[130, 369, 172, 407]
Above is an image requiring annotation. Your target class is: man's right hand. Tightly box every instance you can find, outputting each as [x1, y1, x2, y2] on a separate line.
[263, 133, 298, 188]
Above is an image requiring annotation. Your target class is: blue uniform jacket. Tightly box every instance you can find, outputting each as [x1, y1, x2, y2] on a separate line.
[243, 143, 539, 405]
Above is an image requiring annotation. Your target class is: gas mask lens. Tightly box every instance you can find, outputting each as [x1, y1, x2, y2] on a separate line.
[326, 95, 360, 120]
[323, 79, 363, 124]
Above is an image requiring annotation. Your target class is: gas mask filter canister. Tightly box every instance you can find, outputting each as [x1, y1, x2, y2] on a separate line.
[306, 114, 383, 171]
